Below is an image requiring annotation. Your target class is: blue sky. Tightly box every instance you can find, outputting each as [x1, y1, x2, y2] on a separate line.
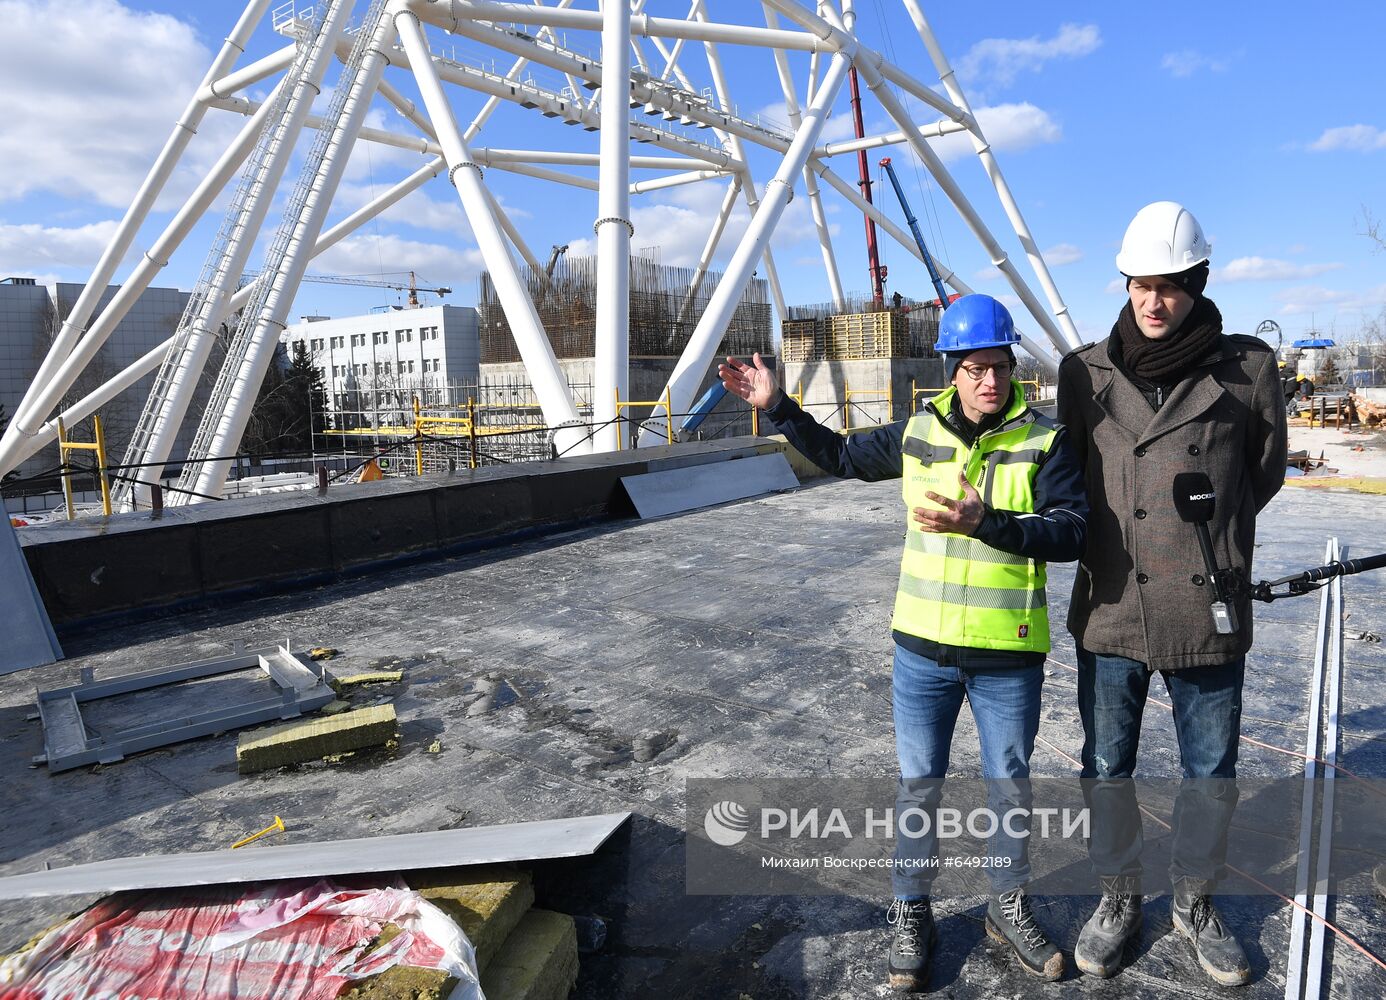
[2, 0, 1385, 356]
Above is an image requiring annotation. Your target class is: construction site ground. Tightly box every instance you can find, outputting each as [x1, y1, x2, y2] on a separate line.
[1, 465, 1383, 997]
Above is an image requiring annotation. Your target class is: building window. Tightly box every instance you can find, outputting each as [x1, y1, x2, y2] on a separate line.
[351, 333, 366, 347]
[331, 336, 345, 349]
[405, 360, 415, 373]
[396, 329, 412, 343]
[310, 338, 324, 352]
[373, 331, 387, 345]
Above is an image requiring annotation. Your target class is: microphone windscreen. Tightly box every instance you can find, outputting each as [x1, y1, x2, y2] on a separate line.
[1173, 471, 1216, 523]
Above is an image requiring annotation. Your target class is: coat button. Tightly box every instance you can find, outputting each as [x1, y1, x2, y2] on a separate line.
[1192, 574, 1205, 586]
[1137, 573, 1149, 585]
[1134, 446, 1146, 458]
[1135, 509, 1147, 519]
[1188, 444, 1201, 456]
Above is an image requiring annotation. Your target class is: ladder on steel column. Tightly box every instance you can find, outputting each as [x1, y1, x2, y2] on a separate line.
[172, 0, 390, 503]
[112, 3, 336, 508]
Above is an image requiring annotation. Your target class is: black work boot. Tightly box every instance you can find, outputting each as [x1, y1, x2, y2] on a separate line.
[985, 887, 1065, 981]
[886, 898, 937, 992]
[1170, 878, 1250, 987]
[1074, 876, 1142, 978]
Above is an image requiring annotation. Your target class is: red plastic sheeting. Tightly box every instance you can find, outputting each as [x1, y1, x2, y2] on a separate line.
[0, 877, 481, 1000]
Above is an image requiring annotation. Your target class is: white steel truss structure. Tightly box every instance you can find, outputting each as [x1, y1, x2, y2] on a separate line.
[2, 0, 1083, 503]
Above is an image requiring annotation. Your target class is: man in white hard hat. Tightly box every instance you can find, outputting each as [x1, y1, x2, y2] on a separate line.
[1057, 202, 1287, 987]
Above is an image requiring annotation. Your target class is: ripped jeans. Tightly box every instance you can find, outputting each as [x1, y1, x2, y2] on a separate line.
[1077, 648, 1243, 889]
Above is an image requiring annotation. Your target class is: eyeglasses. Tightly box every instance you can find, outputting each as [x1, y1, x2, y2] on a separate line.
[958, 362, 1014, 382]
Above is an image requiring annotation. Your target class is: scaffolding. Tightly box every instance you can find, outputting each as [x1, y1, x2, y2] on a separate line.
[479, 254, 773, 363]
[323, 373, 595, 469]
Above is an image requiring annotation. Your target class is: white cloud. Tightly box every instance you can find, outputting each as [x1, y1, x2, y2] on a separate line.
[1105, 277, 1128, 295]
[974, 266, 1002, 282]
[1161, 50, 1231, 78]
[310, 233, 487, 289]
[1308, 125, 1386, 153]
[929, 103, 1061, 161]
[0, 0, 232, 208]
[1274, 284, 1386, 317]
[1215, 257, 1343, 283]
[1042, 243, 1083, 266]
[957, 24, 1101, 90]
[0, 220, 125, 275]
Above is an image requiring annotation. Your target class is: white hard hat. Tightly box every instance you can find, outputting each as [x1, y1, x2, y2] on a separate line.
[1115, 201, 1211, 276]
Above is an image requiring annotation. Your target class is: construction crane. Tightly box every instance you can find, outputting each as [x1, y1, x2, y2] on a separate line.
[246, 269, 451, 307]
[879, 157, 951, 309]
[848, 67, 886, 308]
[546, 244, 569, 277]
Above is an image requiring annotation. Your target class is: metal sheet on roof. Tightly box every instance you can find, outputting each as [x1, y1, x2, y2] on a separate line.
[0, 812, 631, 899]
[620, 452, 798, 519]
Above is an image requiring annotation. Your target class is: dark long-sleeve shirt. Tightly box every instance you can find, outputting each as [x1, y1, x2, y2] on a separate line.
[764, 391, 1089, 669]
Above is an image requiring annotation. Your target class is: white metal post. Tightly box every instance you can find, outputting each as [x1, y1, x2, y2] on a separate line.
[2, 0, 272, 446]
[900, 0, 1082, 351]
[592, 0, 633, 453]
[131, 0, 355, 505]
[764, 3, 843, 311]
[639, 49, 854, 447]
[0, 79, 288, 478]
[190, 3, 395, 500]
[393, 3, 586, 454]
[675, 177, 741, 328]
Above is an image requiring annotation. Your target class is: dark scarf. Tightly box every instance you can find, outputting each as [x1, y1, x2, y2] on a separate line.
[1113, 296, 1223, 384]
[945, 385, 1012, 445]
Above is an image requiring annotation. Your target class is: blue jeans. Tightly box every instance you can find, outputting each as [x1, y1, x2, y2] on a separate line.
[1077, 648, 1243, 888]
[891, 643, 1044, 898]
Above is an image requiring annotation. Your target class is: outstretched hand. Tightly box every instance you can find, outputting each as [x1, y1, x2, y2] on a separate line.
[718, 352, 783, 410]
[913, 471, 985, 535]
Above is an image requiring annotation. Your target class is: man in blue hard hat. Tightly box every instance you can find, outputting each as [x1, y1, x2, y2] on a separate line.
[720, 293, 1088, 991]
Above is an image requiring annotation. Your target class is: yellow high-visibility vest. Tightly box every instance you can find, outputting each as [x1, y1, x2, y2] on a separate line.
[891, 384, 1060, 652]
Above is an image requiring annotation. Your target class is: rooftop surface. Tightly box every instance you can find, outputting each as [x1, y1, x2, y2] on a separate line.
[1, 472, 1383, 998]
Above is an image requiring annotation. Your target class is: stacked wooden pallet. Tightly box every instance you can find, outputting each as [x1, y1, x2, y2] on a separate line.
[826, 311, 910, 359]
[781, 318, 825, 362]
[780, 311, 911, 361]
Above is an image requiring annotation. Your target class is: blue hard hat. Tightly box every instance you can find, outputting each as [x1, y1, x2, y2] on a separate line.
[935, 294, 1020, 354]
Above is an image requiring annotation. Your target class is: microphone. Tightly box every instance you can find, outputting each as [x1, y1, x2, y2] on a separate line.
[1173, 472, 1239, 635]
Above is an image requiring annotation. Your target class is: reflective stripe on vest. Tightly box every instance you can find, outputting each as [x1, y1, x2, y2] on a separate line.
[891, 384, 1059, 652]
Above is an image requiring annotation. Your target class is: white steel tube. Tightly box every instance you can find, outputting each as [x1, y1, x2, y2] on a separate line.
[901, 0, 1081, 350]
[639, 49, 854, 447]
[6, 0, 273, 443]
[0, 79, 287, 476]
[192, 4, 394, 499]
[208, 96, 441, 156]
[693, 2, 786, 318]
[814, 164, 1057, 372]
[629, 169, 726, 195]
[487, 161, 599, 190]
[8, 156, 452, 475]
[394, 4, 585, 453]
[482, 184, 543, 273]
[199, 42, 297, 100]
[461, 0, 579, 143]
[423, 15, 759, 163]
[473, 148, 717, 171]
[765, 3, 842, 310]
[856, 60, 1069, 356]
[592, 0, 633, 453]
[772, 0, 1067, 355]
[434, 1, 832, 52]
[675, 177, 741, 327]
[134, 0, 355, 500]
[815, 119, 970, 159]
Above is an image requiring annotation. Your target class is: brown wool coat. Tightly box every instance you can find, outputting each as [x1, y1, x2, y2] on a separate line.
[1056, 334, 1287, 670]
